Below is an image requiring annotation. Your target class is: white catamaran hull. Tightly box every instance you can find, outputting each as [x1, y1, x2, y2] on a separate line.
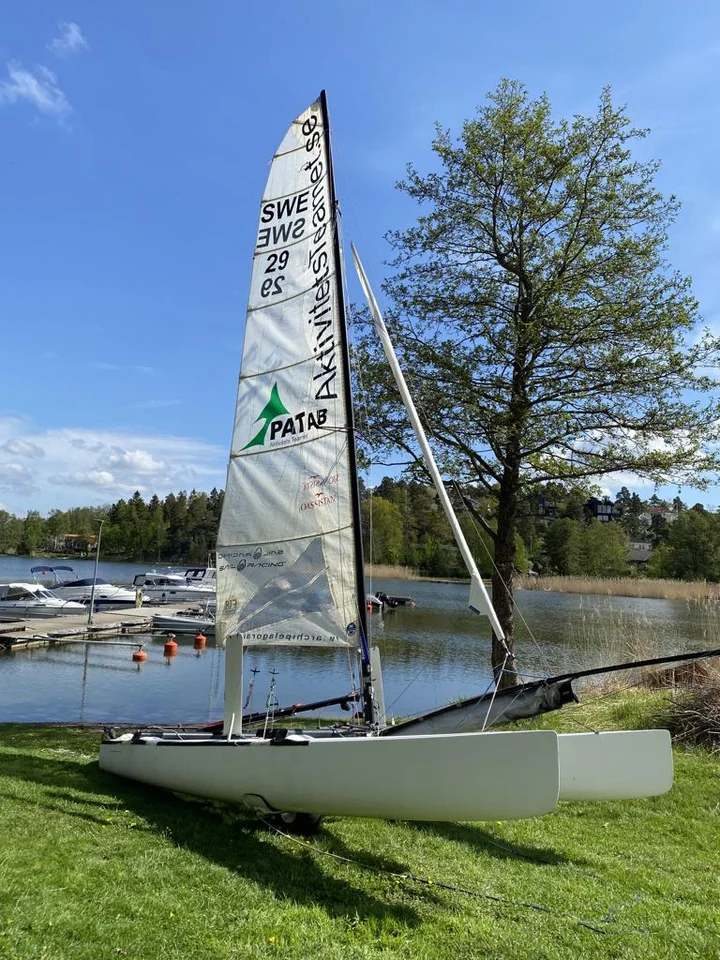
[100, 730, 560, 821]
[557, 730, 673, 801]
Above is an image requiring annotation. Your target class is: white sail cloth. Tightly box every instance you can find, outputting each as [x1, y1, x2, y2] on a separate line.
[217, 100, 362, 732]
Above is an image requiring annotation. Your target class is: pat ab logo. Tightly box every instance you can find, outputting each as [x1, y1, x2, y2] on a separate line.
[243, 383, 328, 450]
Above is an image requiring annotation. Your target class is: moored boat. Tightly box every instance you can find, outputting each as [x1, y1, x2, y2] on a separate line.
[152, 610, 215, 635]
[31, 565, 142, 610]
[0, 582, 86, 620]
[132, 572, 215, 604]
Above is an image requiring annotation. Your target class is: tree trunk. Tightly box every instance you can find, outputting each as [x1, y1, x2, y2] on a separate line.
[491, 465, 520, 688]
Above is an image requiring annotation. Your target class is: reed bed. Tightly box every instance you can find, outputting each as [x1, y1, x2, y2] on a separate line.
[563, 607, 720, 749]
[521, 593, 720, 690]
[518, 575, 720, 601]
[364, 564, 422, 580]
[646, 659, 720, 753]
[663, 685, 720, 752]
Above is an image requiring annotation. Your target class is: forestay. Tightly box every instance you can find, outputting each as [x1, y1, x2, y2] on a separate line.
[217, 98, 363, 732]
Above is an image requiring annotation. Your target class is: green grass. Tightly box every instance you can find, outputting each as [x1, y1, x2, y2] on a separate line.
[1, 699, 719, 960]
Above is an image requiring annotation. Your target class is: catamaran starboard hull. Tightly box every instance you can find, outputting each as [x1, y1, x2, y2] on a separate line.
[100, 729, 560, 821]
[558, 730, 673, 801]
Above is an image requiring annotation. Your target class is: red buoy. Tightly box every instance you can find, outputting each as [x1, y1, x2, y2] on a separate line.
[194, 632, 207, 649]
[132, 647, 147, 662]
[164, 635, 178, 657]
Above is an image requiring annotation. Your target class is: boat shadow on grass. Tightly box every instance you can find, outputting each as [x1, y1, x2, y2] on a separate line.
[1, 745, 435, 924]
[404, 820, 584, 867]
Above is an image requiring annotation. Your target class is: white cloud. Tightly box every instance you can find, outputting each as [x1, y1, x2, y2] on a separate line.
[49, 469, 116, 488]
[69, 438, 105, 452]
[106, 449, 166, 475]
[47, 22, 89, 57]
[0, 418, 226, 513]
[0, 462, 36, 496]
[0, 61, 71, 119]
[1, 438, 45, 458]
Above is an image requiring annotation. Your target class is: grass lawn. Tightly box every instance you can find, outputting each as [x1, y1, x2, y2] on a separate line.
[1, 695, 718, 959]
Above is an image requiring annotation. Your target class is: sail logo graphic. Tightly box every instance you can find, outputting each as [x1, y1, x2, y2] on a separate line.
[243, 383, 329, 449]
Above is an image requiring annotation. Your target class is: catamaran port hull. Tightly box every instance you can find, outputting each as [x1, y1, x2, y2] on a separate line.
[558, 730, 673, 801]
[100, 729, 560, 821]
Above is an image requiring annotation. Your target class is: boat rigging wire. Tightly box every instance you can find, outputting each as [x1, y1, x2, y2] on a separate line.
[261, 818, 650, 937]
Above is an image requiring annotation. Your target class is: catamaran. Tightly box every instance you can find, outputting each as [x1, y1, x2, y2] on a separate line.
[100, 92, 675, 826]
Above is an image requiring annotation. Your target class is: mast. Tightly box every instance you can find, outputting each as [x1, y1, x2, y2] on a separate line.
[320, 91, 375, 725]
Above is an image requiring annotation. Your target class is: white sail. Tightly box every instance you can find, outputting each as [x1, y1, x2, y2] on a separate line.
[351, 245, 505, 640]
[218, 98, 363, 733]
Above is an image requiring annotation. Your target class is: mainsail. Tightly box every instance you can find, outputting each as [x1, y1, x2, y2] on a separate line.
[217, 95, 367, 735]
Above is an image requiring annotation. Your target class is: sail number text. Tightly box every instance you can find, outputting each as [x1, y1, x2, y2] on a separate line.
[260, 250, 289, 298]
[256, 194, 309, 298]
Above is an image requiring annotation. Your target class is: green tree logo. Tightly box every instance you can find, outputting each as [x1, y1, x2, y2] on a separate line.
[243, 384, 289, 450]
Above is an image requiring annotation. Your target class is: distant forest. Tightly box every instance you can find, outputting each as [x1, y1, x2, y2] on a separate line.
[1, 479, 718, 580]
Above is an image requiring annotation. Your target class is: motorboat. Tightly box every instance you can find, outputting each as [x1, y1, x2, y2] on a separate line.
[152, 610, 215, 636]
[182, 565, 216, 585]
[371, 591, 416, 611]
[132, 572, 215, 604]
[0, 582, 86, 620]
[31, 565, 143, 610]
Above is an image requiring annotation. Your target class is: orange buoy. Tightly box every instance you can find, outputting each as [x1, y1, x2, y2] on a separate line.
[132, 647, 147, 662]
[193, 632, 207, 649]
[164, 635, 178, 657]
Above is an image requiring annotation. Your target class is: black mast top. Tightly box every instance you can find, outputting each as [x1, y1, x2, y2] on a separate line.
[319, 90, 374, 726]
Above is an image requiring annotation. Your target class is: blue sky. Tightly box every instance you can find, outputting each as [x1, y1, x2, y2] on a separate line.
[1, 1, 720, 515]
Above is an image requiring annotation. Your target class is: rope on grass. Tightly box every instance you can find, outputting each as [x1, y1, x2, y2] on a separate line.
[261, 818, 647, 937]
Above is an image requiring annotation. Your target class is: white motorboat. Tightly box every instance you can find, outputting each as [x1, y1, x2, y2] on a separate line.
[182, 565, 216, 585]
[132, 572, 215, 604]
[0, 582, 86, 620]
[101, 93, 673, 828]
[31, 565, 142, 610]
[152, 604, 215, 635]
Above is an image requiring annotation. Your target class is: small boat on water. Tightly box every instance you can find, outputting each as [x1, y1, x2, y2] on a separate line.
[30, 565, 141, 610]
[366, 592, 415, 612]
[0, 582, 85, 620]
[374, 591, 415, 610]
[132, 572, 215, 604]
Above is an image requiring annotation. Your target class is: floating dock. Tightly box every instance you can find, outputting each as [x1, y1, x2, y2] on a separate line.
[0, 602, 206, 651]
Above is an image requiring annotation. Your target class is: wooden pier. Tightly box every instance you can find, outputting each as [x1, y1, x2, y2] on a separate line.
[0, 602, 204, 652]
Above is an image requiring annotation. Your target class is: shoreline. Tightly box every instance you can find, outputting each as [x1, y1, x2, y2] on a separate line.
[516, 574, 720, 602]
[369, 566, 720, 602]
[5, 554, 717, 602]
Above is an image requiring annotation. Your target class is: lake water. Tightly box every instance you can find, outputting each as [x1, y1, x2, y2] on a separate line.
[1, 556, 717, 725]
